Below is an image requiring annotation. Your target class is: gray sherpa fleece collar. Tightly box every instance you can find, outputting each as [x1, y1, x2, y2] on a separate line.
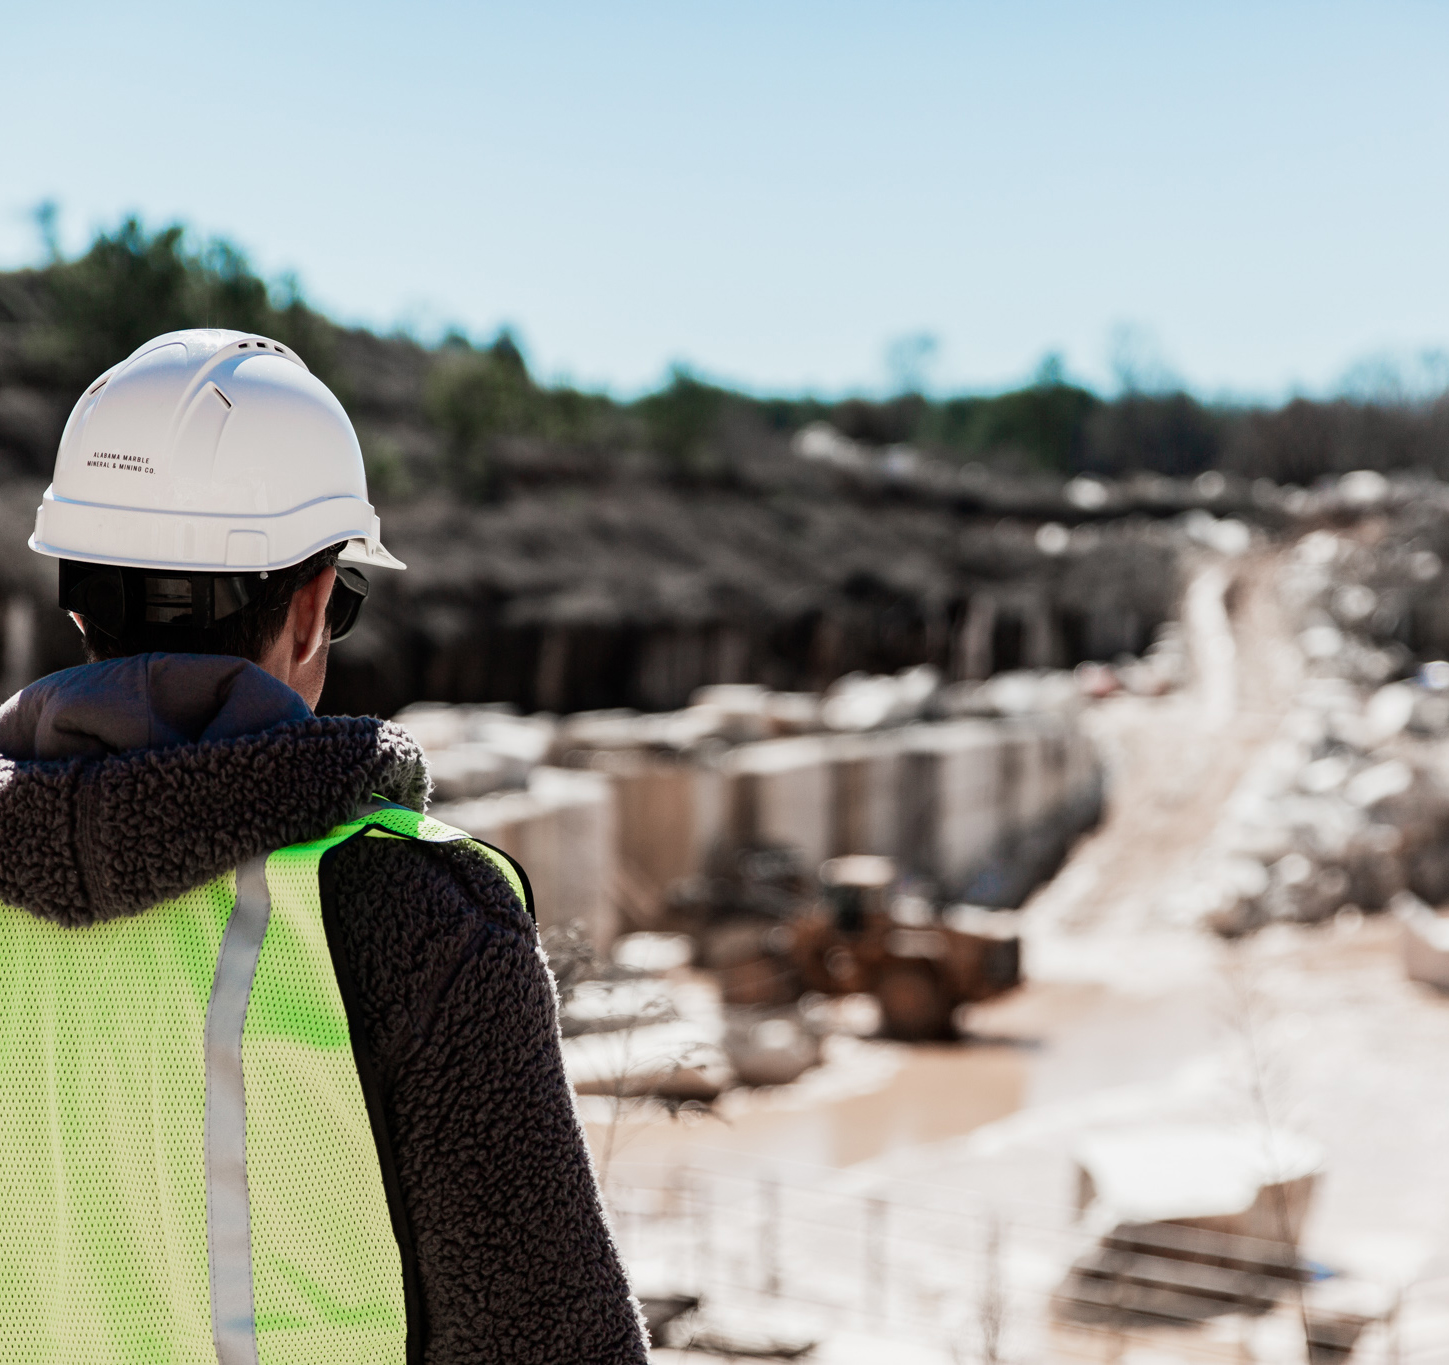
[0, 655, 431, 927]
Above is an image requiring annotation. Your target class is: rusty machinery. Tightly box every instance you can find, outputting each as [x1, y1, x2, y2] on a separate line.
[702, 852, 1022, 1041]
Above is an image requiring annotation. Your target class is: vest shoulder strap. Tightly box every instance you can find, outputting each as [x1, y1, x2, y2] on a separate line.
[277, 798, 534, 922]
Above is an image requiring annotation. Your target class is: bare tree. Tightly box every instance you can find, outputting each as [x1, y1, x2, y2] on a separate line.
[952, 1213, 1008, 1365]
[1221, 949, 1314, 1355]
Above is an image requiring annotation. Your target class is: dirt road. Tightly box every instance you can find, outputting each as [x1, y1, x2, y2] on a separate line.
[1027, 549, 1302, 933]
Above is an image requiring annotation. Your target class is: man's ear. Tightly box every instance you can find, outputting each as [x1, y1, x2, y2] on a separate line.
[294, 567, 336, 666]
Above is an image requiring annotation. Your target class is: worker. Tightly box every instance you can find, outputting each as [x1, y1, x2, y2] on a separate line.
[0, 330, 647, 1364]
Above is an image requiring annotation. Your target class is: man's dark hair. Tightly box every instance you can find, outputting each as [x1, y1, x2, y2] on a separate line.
[68, 544, 348, 664]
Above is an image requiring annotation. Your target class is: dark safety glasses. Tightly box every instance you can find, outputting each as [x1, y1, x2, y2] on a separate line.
[328, 566, 369, 642]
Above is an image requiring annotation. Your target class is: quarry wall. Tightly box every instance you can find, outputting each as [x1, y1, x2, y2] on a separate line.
[416, 688, 1103, 945]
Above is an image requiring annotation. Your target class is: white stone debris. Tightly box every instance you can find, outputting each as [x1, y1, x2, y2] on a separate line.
[1170, 514, 1449, 936]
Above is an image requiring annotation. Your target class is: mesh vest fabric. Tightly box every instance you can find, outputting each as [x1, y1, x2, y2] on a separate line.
[0, 802, 515, 1365]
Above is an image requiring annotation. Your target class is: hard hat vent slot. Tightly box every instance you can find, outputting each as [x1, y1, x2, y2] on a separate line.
[210, 384, 232, 409]
[87, 378, 108, 396]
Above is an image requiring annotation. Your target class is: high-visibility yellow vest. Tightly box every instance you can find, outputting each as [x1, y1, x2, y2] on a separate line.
[0, 800, 528, 1365]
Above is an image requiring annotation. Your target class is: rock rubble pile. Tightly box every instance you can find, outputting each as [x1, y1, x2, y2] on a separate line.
[1177, 507, 1449, 935]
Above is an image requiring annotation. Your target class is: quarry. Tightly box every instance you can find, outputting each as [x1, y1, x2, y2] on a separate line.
[358, 470, 1449, 1364]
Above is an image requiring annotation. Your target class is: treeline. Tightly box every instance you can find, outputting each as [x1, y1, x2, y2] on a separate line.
[4, 217, 1449, 494]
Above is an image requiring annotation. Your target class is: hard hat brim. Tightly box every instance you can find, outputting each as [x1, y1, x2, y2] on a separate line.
[30, 487, 406, 573]
[338, 538, 407, 571]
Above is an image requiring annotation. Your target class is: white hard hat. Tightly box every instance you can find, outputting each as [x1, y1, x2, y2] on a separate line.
[29, 328, 405, 573]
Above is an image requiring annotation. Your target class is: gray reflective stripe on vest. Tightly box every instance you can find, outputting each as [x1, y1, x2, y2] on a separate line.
[204, 853, 271, 1365]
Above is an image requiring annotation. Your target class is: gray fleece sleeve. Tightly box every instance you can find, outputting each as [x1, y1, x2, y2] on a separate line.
[329, 835, 648, 1365]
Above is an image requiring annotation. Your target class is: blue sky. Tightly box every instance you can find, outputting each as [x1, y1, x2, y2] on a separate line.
[3, 1, 1448, 400]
